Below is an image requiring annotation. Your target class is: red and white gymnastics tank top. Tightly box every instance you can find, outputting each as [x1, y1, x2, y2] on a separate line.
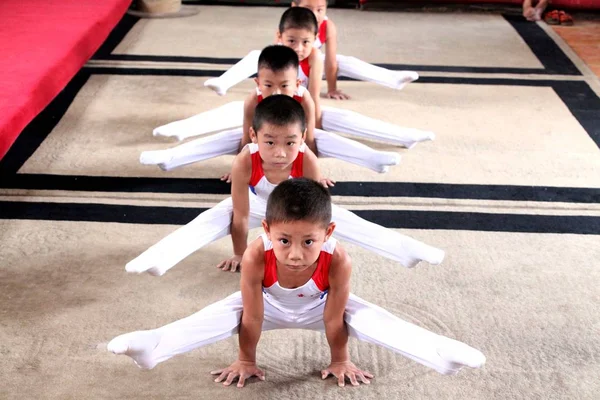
[313, 16, 328, 50]
[261, 233, 336, 312]
[247, 142, 305, 201]
[298, 58, 311, 89]
[256, 86, 306, 103]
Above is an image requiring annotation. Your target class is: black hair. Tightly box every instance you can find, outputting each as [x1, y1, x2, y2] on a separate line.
[278, 7, 319, 36]
[266, 178, 332, 228]
[252, 94, 306, 135]
[257, 45, 299, 74]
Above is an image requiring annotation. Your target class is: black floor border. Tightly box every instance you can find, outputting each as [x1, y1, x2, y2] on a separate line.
[503, 14, 580, 76]
[96, 54, 559, 76]
[1, 200, 598, 235]
[91, 14, 582, 77]
[1, 12, 598, 204]
[92, 13, 140, 59]
[1, 72, 599, 195]
[0, 72, 91, 176]
[1, 174, 599, 204]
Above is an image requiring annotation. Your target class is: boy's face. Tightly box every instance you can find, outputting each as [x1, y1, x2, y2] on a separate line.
[255, 67, 300, 98]
[263, 219, 335, 273]
[294, 0, 327, 26]
[278, 28, 316, 62]
[250, 121, 305, 171]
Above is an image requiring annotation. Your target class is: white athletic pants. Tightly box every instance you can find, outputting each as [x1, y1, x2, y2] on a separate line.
[107, 291, 485, 375]
[205, 50, 417, 93]
[141, 126, 400, 173]
[126, 196, 444, 276]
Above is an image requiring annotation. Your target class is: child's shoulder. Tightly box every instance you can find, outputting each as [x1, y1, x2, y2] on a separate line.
[328, 241, 352, 282]
[241, 237, 267, 280]
[331, 241, 350, 267]
[244, 90, 259, 109]
[232, 145, 253, 177]
[309, 47, 323, 60]
[246, 236, 266, 260]
[324, 17, 336, 34]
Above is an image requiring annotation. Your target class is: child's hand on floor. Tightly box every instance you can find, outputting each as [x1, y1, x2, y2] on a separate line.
[324, 89, 351, 100]
[321, 361, 373, 387]
[220, 172, 232, 183]
[320, 177, 336, 188]
[217, 255, 242, 272]
[211, 360, 265, 388]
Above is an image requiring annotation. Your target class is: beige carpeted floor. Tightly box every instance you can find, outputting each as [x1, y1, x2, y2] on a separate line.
[1, 5, 600, 400]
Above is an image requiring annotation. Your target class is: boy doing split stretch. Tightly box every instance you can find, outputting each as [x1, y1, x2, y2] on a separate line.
[204, 0, 418, 99]
[108, 178, 485, 387]
[142, 45, 402, 175]
[127, 96, 444, 275]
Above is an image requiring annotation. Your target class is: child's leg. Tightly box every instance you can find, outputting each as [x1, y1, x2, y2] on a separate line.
[107, 292, 245, 369]
[344, 294, 486, 375]
[140, 127, 243, 171]
[107, 294, 318, 369]
[336, 54, 419, 91]
[204, 50, 261, 96]
[320, 106, 435, 149]
[153, 101, 244, 141]
[314, 129, 400, 173]
[331, 204, 445, 268]
[126, 195, 266, 276]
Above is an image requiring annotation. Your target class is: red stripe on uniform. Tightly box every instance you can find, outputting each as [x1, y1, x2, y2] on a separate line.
[249, 151, 264, 187]
[262, 249, 278, 288]
[318, 19, 327, 46]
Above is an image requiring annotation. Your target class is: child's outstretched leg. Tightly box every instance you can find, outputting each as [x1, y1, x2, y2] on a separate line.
[331, 204, 445, 268]
[321, 106, 435, 149]
[153, 101, 244, 141]
[344, 294, 486, 375]
[126, 194, 266, 276]
[204, 50, 260, 96]
[336, 54, 419, 91]
[107, 292, 245, 369]
[314, 129, 400, 173]
[140, 128, 243, 171]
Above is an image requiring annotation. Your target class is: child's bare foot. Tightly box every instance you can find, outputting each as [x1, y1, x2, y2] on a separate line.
[523, 5, 538, 21]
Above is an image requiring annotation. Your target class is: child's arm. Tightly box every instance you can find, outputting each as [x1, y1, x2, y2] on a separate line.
[323, 20, 350, 100]
[220, 93, 257, 184]
[241, 92, 259, 149]
[321, 246, 373, 386]
[216, 148, 252, 271]
[307, 48, 324, 127]
[212, 238, 266, 387]
[302, 145, 335, 187]
[300, 91, 317, 154]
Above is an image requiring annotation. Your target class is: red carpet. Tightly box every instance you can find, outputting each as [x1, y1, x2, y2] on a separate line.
[0, 0, 131, 160]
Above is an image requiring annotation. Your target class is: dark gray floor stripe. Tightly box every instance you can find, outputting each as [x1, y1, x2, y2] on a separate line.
[1, 200, 598, 234]
[2, 174, 599, 204]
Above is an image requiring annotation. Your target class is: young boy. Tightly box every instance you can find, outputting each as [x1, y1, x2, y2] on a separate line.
[204, 2, 418, 99]
[127, 95, 443, 276]
[142, 45, 417, 176]
[199, 9, 435, 149]
[108, 178, 485, 387]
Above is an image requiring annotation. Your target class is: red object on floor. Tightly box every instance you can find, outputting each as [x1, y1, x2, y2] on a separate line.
[359, 0, 600, 10]
[0, 0, 131, 161]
